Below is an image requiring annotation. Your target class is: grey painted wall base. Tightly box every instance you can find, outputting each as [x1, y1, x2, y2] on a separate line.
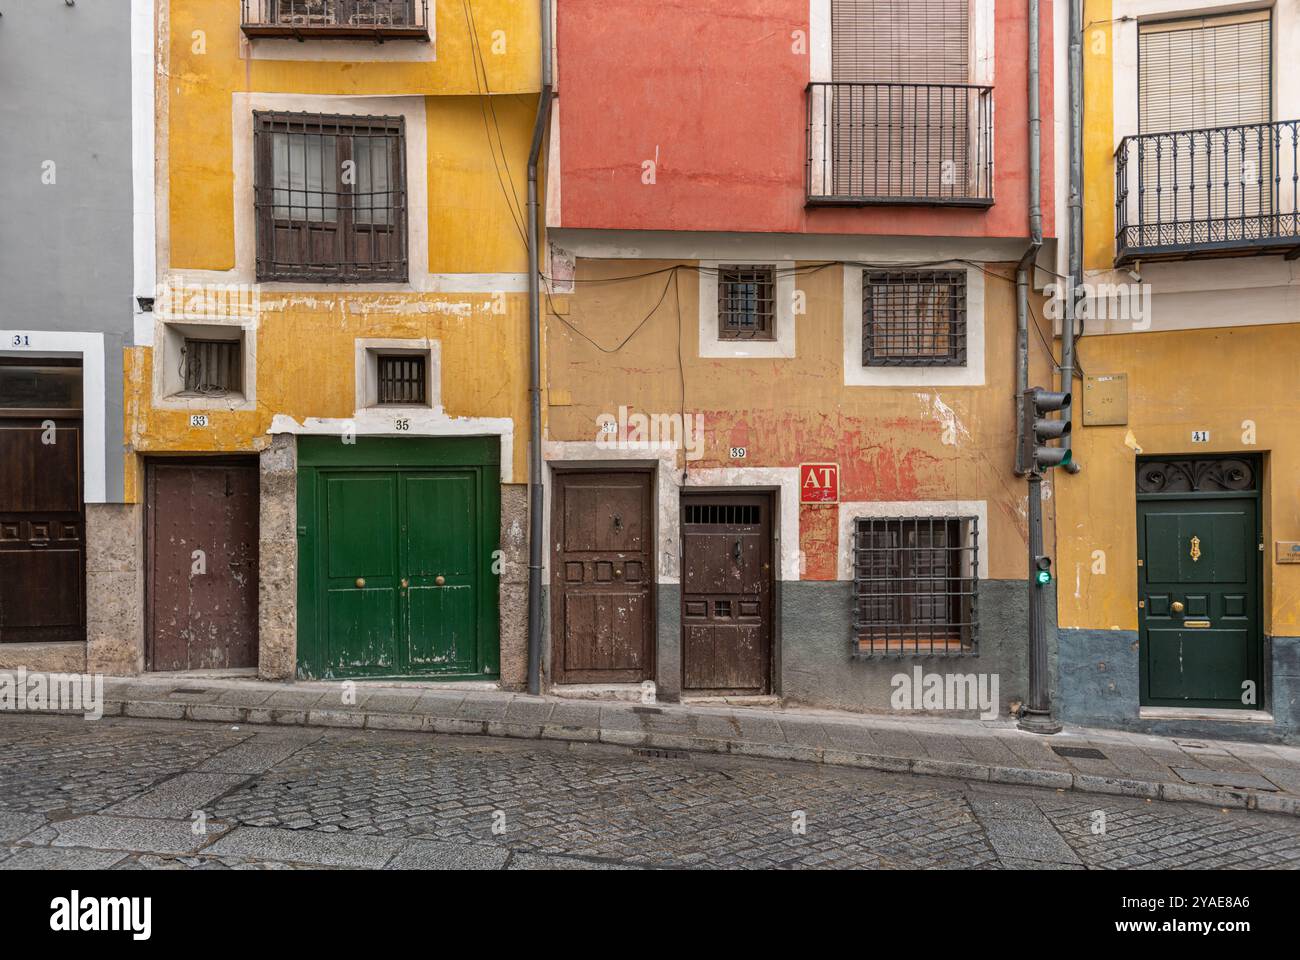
[1059, 628, 1299, 744]
[779, 579, 1053, 718]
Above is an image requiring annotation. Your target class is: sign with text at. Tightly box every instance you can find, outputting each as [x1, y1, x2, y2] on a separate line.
[799, 463, 839, 504]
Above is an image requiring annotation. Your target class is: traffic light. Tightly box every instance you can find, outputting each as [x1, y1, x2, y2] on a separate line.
[1034, 555, 1052, 585]
[1020, 387, 1072, 473]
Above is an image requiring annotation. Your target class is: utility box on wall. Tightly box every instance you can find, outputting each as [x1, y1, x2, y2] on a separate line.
[1082, 373, 1128, 426]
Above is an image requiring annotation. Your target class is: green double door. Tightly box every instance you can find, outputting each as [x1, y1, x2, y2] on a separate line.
[297, 438, 499, 680]
[1137, 489, 1260, 709]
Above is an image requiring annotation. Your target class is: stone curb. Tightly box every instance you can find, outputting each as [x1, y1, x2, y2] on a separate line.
[14, 700, 1299, 818]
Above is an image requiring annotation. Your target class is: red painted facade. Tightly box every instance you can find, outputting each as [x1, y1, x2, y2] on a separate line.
[555, 0, 1055, 240]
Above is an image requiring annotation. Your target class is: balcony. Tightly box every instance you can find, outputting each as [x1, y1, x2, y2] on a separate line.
[240, 1, 430, 41]
[806, 82, 994, 207]
[1115, 120, 1300, 264]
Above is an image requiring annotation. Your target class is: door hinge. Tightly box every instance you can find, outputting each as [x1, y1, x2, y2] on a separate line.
[1138, 599, 1145, 608]
[1137, 558, 1143, 567]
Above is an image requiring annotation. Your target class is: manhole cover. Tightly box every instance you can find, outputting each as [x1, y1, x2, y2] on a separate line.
[1172, 767, 1279, 792]
[1051, 745, 1108, 760]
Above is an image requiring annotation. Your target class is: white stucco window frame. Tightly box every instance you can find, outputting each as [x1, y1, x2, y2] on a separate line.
[836, 499, 990, 582]
[152, 316, 258, 412]
[843, 261, 986, 386]
[354, 337, 442, 412]
[0, 330, 107, 504]
[698, 260, 798, 359]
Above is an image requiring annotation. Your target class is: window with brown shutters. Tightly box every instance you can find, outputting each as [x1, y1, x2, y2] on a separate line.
[718, 265, 777, 340]
[1115, 10, 1298, 261]
[376, 354, 427, 405]
[853, 516, 979, 656]
[254, 112, 408, 283]
[862, 270, 967, 366]
[809, 0, 991, 204]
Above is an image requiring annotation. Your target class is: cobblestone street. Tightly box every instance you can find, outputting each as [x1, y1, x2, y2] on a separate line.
[1, 714, 1299, 870]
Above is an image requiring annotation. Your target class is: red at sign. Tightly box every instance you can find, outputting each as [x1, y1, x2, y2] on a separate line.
[799, 463, 839, 504]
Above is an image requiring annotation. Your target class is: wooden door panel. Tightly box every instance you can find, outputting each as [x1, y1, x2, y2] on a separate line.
[1138, 488, 1259, 709]
[326, 585, 398, 673]
[404, 472, 478, 674]
[680, 495, 773, 695]
[551, 471, 654, 684]
[147, 461, 259, 670]
[325, 475, 397, 578]
[407, 583, 474, 670]
[404, 473, 474, 577]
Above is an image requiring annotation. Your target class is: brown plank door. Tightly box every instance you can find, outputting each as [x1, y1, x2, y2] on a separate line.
[0, 418, 86, 644]
[551, 471, 654, 684]
[681, 493, 773, 695]
[147, 460, 260, 671]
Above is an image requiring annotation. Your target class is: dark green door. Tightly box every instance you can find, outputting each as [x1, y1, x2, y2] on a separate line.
[1137, 491, 1260, 709]
[297, 437, 500, 680]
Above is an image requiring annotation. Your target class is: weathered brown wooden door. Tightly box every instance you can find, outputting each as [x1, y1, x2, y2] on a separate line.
[551, 471, 654, 684]
[681, 493, 773, 695]
[0, 418, 85, 644]
[147, 460, 259, 671]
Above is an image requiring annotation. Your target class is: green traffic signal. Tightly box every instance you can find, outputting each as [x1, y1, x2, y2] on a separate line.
[1035, 569, 1052, 585]
[1034, 555, 1052, 585]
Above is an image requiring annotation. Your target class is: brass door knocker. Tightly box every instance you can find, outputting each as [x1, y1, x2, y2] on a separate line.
[1189, 535, 1202, 562]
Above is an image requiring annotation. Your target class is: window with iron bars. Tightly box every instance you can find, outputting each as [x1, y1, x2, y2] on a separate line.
[863, 270, 966, 366]
[181, 339, 243, 396]
[852, 516, 978, 656]
[718, 265, 777, 340]
[254, 112, 407, 283]
[376, 354, 427, 405]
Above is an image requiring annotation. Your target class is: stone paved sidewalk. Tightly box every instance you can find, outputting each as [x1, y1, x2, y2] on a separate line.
[25, 675, 1300, 817]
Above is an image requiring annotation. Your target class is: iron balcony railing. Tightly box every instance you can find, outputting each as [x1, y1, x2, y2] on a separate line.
[1115, 120, 1300, 264]
[241, 0, 430, 40]
[807, 82, 994, 206]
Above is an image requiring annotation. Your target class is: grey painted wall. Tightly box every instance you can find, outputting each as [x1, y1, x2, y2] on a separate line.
[780, 579, 1054, 718]
[0, 1, 136, 502]
[1059, 628, 1299, 744]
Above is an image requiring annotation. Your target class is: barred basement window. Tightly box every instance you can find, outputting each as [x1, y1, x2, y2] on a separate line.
[376, 354, 426, 405]
[863, 270, 966, 366]
[254, 112, 407, 283]
[718, 265, 776, 340]
[852, 516, 978, 656]
[182, 339, 243, 396]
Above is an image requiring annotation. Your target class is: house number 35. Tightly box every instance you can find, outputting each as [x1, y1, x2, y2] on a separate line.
[394, 418, 411, 431]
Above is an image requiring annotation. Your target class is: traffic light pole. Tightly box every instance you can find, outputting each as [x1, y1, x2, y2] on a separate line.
[1018, 471, 1062, 734]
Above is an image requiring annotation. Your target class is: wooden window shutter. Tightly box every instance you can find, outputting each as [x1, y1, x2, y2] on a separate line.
[831, 0, 970, 83]
[1139, 11, 1271, 134]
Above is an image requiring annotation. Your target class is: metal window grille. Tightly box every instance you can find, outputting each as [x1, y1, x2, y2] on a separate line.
[182, 339, 243, 395]
[852, 516, 978, 656]
[240, 1, 429, 36]
[863, 270, 966, 366]
[376, 354, 426, 405]
[254, 112, 407, 283]
[718, 265, 777, 340]
[684, 503, 761, 525]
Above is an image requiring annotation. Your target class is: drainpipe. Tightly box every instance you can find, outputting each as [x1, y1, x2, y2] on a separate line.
[1014, 0, 1042, 476]
[526, 0, 553, 696]
[1016, 0, 1062, 735]
[1060, 0, 1083, 473]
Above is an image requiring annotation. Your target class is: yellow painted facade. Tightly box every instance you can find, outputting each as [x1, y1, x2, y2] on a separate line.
[1057, 1, 1300, 639]
[126, 0, 541, 495]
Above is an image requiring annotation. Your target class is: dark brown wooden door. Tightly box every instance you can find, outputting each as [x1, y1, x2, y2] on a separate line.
[681, 493, 773, 695]
[147, 460, 259, 671]
[0, 418, 85, 644]
[551, 471, 653, 684]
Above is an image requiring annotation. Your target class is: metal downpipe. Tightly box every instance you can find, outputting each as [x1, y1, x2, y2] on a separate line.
[526, 0, 553, 696]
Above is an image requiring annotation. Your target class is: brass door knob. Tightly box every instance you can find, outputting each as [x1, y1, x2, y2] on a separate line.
[435, 575, 446, 586]
[400, 578, 409, 588]
[355, 578, 366, 588]
[1171, 600, 1185, 613]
